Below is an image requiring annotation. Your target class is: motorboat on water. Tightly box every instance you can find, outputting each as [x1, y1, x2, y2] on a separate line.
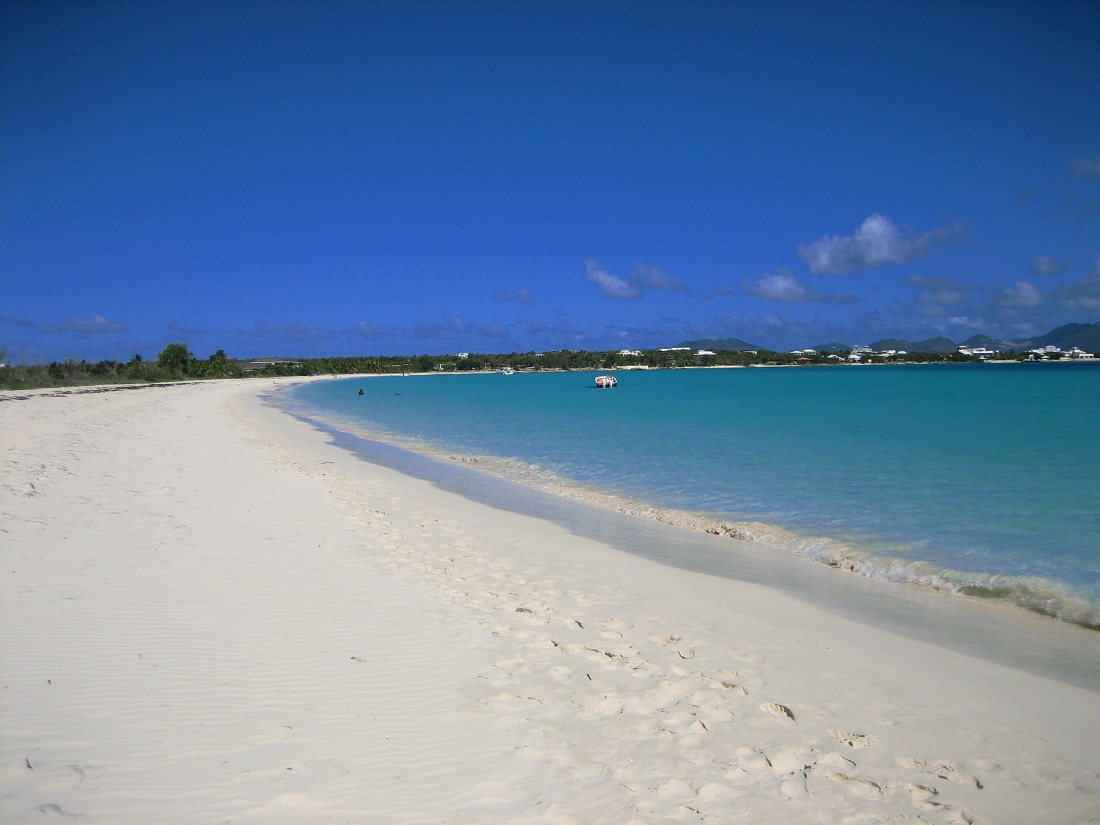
[499, 367, 514, 375]
[595, 374, 617, 388]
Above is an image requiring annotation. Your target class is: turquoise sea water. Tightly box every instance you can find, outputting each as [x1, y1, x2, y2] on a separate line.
[283, 363, 1100, 627]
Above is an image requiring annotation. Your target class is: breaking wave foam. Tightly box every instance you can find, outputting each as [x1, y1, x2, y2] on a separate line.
[514, 476, 1100, 631]
[284, 397, 1100, 631]
[697, 519, 1100, 630]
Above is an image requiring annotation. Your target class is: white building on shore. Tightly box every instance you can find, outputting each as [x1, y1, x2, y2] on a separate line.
[958, 346, 997, 359]
[1027, 345, 1095, 360]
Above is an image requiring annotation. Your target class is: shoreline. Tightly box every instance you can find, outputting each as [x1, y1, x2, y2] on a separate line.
[277, 377, 1100, 635]
[3, 353, 1095, 393]
[274, 391, 1100, 693]
[3, 378, 1099, 823]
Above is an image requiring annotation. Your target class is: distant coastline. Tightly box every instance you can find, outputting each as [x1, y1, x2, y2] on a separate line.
[5, 349, 1099, 391]
[3, 317, 1097, 390]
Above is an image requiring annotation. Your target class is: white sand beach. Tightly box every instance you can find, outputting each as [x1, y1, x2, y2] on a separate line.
[2, 378, 1099, 824]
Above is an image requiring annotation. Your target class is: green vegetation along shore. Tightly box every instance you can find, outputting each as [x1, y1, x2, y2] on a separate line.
[0, 342, 1064, 392]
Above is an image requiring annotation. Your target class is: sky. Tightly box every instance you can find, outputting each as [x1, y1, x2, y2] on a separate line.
[2, 0, 1099, 363]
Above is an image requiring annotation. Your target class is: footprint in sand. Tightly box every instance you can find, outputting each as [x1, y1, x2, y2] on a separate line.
[733, 747, 816, 797]
[904, 782, 941, 810]
[817, 751, 856, 771]
[829, 728, 878, 748]
[647, 634, 697, 659]
[821, 769, 883, 800]
[902, 785, 975, 825]
[896, 757, 983, 789]
[759, 701, 796, 721]
[777, 768, 809, 798]
[768, 746, 818, 774]
[735, 747, 772, 775]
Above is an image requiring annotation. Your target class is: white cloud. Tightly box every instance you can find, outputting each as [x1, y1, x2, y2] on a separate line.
[584, 260, 687, 299]
[797, 214, 962, 275]
[1030, 255, 1072, 275]
[741, 269, 819, 302]
[585, 260, 640, 299]
[741, 269, 857, 304]
[995, 280, 1044, 309]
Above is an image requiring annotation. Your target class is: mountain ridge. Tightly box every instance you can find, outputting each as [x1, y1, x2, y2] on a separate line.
[677, 337, 763, 351]
[678, 321, 1099, 354]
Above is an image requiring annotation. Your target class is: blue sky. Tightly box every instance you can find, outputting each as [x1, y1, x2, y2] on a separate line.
[2, 0, 1098, 362]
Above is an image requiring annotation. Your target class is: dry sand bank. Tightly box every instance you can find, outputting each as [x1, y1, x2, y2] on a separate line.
[1, 379, 1098, 824]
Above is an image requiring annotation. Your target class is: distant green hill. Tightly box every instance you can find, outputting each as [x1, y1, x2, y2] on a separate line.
[678, 321, 1097, 355]
[959, 333, 1016, 350]
[962, 322, 1100, 353]
[677, 337, 764, 351]
[1030, 321, 1100, 351]
[868, 336, 958, 354]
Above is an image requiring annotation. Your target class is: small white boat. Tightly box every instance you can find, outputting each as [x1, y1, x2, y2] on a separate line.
[499, 367, 514, 375]
[595, 374, 617, 388]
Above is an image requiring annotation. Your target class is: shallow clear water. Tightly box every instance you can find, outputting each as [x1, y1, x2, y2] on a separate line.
[286, 363, 1100, 623]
